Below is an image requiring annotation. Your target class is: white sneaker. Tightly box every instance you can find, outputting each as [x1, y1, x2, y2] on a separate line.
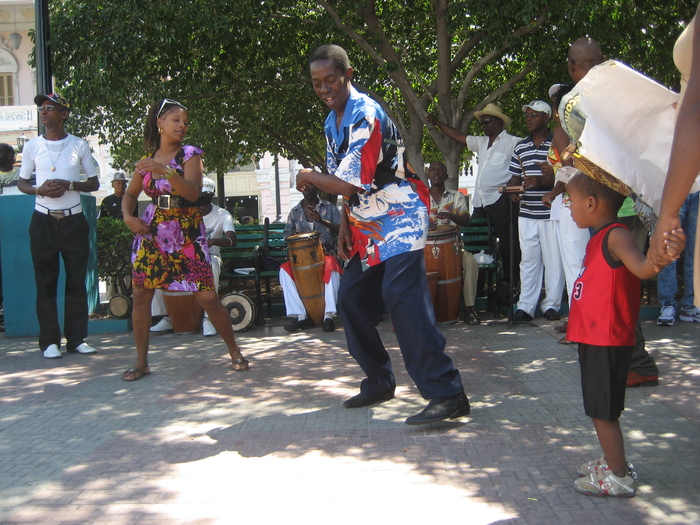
[70, 343, 97, 354]
[573, 465, 636, 497]
[42, 344, 62, 359]
[575, 456, 635, 477]
[679, 305, 700, 322]
[150, 317, 173, 332]
[657, 305, 676, 326]
[202, 318, 217, 337]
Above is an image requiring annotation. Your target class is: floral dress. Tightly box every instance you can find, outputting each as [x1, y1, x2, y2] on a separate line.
[131, 145, 214, 291]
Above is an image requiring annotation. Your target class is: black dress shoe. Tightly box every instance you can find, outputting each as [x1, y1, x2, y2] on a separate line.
[405, 393, 471, 425]
[343, 389, 395, 408]
[512, 309, 533, 322]
[284, 317, 314, 332]
[543, 308, 561, 321]
[323, 318, 335, 332]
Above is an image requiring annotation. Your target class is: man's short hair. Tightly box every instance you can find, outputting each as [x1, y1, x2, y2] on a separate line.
[568, 172, 626, 214]
[308, 44, 350, 72]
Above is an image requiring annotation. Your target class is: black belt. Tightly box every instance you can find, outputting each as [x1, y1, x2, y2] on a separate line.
[152, 195, 200, 209]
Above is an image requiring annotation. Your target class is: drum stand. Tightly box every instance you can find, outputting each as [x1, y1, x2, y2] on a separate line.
[490, 189, 536, 328]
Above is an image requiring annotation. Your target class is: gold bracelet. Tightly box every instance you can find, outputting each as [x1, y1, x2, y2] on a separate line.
[163, 167, 176, 180]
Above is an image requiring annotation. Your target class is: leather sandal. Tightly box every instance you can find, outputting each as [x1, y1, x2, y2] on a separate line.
[463, 308, 481, 326]
[122, 367, 150, 382]
[232, 358, 249, 372]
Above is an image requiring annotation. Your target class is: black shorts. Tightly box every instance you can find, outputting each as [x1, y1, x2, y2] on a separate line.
[578, 344, 633, 421]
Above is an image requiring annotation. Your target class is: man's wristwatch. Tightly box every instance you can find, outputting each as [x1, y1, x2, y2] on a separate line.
[68, 181, 75, 191]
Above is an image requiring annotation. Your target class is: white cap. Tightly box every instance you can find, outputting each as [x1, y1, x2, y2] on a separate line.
[201, 177, 216, 195]
[521, 100, 552, 117]
[548, 83, 566, 99]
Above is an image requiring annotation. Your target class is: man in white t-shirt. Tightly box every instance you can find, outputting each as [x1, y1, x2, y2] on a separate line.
[428, 104, 522, 284]
[150, 177, 236, 336]
[18, 93, 100, 359]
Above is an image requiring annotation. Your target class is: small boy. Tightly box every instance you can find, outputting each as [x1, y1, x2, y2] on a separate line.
[565, 172, 685, 497]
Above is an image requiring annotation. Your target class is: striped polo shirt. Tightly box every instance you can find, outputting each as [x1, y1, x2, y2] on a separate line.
[508, 132, 554, 220]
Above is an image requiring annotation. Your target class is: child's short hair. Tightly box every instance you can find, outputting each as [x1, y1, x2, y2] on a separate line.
[308, 44, 350, 72]
[568, 172, 626, 214]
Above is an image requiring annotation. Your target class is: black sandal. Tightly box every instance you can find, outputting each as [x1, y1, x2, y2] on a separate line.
[464, 309, 481, 326]
[122, 367, 150, 382]
[232, 358, 249, 372]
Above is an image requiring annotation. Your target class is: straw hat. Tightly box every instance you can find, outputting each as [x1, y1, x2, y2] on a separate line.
[474, 103, 511, 128]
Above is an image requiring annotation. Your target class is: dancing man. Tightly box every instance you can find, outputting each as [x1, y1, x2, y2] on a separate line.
[295, 44, 470, 425]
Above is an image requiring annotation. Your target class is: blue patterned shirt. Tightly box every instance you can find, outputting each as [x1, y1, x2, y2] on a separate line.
[325, 87, 428, 266]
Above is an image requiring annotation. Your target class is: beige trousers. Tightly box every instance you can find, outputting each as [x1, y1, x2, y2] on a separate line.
[462, 251, 479, 307]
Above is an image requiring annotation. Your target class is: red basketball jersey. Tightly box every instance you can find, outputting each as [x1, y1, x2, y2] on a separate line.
[567, 223, 640, 346]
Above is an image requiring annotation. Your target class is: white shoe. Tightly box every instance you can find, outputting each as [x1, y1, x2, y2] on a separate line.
[70, 343, 97, 354]
[575, 456, 636, 478]
[656, 305, 676, 326]
[202, 318, 217, 337]
[573, 465, 636, 497]
[679, 305, 700, 322]
[150, 317, 173, 332]
[43, 344, 62, 359]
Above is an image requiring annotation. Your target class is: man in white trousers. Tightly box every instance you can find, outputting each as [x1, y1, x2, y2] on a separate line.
[280, 183, 342, 332]
[507, 101, 565, 322]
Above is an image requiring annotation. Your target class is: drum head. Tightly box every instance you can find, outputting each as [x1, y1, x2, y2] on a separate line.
[286, 231, 320, 243]
[108, 294, 132, 319]
[427, 224, 459, 239]
[220, 293, 257, 332]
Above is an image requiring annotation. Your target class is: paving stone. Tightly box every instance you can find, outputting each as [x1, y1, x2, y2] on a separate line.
[0, 317, 698, 524]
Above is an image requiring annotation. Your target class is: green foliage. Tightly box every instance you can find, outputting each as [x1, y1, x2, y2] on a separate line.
[50, 0, 329, 172]
[48, 0, 698, 182]
[95, 217, 133, 286]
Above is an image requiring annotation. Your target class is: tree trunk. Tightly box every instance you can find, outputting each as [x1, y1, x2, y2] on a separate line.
[441, 148, 462, 191]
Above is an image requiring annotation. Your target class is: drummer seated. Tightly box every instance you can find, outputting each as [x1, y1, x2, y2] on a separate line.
[428, 161, 481, 325]
[281, 184, 342, 332]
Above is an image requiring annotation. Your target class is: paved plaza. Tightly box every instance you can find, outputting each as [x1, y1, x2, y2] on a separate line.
[1, 313, 699, 524]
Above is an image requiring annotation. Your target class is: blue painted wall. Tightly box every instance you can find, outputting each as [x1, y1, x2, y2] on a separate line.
[0, 194, 99, 338]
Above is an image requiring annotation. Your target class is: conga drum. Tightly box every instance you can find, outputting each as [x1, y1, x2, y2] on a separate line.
[424, 225, 462, 323]
[426, 271, 439, 305]
[162, 291, 203, 335]
[286, 231, 325, 325]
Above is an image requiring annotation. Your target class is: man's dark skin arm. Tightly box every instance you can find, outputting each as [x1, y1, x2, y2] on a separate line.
[209, 231, 238, 248]
[296, 168, 358, 198]
[19, 176, 99, 198]
[306, 205, 340, 234]
[296, 168, 358, 259]
[437, 210, 470, 227]
[426, 115, 468, 145]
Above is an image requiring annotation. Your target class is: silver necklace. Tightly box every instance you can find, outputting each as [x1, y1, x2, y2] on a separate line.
[44, 136, 66, 172]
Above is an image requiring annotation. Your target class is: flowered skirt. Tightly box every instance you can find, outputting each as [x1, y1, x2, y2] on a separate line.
[131, 203, 214, 290]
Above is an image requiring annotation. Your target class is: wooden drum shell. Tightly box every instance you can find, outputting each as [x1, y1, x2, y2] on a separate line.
[286, 232, 326, 325]
[424, 225, 462, 323]
[162, 291, 203, 335]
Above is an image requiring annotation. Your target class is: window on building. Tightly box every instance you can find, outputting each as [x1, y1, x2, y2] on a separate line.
[225, 195, 259, 222]
[0, 74, 14, 106]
